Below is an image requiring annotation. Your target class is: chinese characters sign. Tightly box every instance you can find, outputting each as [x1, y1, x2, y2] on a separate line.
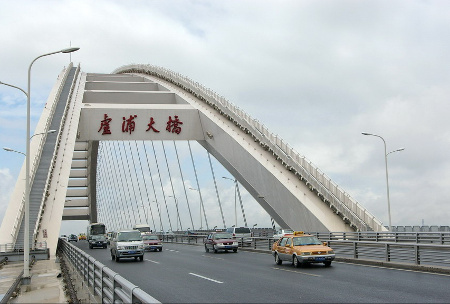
[98, 113, 183, 136]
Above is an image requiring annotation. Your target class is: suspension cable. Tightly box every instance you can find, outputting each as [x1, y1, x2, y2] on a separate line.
[173, 141, 194, 230]
[152, 141, 173, 232]
[235, 181, 247, 227]
[128, 141, 149, 225]
[115, 141, 134, 228]
[161, 141, 183, 232]
[188, 141, 208, 230]
[122, 141, 143, 224]
[207, 152, 226, 228]
[142, 141, 163, 233]
[106, 141, 126, 230]
[136, 141, 157, 231]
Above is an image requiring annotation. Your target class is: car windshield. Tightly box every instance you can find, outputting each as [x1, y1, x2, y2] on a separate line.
[293, 236, 322, 246]
[214, 233, 233, 239]
[91, 235, 105, 240]
[117, 231, 142, 242]
[142, 235, 159, 240]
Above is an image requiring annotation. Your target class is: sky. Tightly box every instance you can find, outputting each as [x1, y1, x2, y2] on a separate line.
[1, 0, 449, 236]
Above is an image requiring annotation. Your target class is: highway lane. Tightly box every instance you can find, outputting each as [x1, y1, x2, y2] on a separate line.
[73, 240, 450, 303]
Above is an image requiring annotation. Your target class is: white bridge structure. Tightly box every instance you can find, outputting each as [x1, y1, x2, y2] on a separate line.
[0, 63, 385, 256]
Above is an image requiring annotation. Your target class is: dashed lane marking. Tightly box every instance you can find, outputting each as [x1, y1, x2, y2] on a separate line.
[189, 273, 223, 283]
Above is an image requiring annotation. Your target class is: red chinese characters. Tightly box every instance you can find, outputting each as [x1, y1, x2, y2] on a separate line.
[98, 114, 112, 135]
[98, 114, 183, 136]
[122, 115, 137, 134]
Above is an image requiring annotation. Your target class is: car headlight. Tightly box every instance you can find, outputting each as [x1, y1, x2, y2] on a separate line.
[118, 246, 125, 250]
[139, 244, 144, 249]
[328, 250, 334, 254]
[233, 242, 238, 246]
[301, 252, 311, 255]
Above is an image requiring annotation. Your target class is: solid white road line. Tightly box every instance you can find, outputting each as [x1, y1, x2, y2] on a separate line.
[189, 273, 223, 283]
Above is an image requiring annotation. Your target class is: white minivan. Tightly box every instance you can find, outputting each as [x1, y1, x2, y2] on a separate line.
[110, 230, 145, 262]
[226, 227, 252, 244]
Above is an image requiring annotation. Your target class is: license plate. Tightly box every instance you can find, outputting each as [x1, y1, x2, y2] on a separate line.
[225, 246, 231, 249]
[316, 257, 325, 261]
[128, 251, 136, 254]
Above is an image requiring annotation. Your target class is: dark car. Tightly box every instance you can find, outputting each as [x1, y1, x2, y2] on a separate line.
[68, 234, 78, 242]
[204, 232, 238, 253]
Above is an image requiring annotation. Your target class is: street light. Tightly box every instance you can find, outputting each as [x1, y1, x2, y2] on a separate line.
[362, 132, 405, 232]
[1, 46, 80, 283]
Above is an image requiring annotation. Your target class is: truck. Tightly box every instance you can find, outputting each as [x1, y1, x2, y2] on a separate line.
[87, 222, 107, 249]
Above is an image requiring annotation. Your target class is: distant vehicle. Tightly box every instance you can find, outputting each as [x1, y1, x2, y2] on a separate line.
[60, 235, 68, 241]
[226, 227, 252, 244]
[68, 234, 78, 242]
[142, 234, 163, 252]
[204, 232, 238, 253]
[110, 230, 145, 262]
[87, 223, 107, 249]
[133, 224, 151, 234]
[78, 233, 86, 240]
[106, 231, 113, 244]
[272, 231, 335, 267]
[273, 229, 294, 240]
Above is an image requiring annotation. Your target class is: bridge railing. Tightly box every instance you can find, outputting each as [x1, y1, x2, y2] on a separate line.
[162, 233, 450, 268]
[9, 64, 73, 246]
[58, 239, 160, 303]
[113, 64, 383, 232]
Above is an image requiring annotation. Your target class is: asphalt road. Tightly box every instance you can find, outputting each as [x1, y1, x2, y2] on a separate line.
[72, 240, 450, 303]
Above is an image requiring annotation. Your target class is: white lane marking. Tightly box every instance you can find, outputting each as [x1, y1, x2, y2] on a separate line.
[201, 254, 224, 260]
[144, 259, 160, 264]
[272, 267, 321, 277]
[189, 273, 223, 283]
[166, 249, 179, 253]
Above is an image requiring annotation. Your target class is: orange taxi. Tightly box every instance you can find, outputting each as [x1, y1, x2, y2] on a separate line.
[272, 231, 335, 267]
[78, 233, 87, 240]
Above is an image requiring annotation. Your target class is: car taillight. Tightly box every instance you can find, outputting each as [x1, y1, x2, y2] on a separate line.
[233, 233, 235, 237]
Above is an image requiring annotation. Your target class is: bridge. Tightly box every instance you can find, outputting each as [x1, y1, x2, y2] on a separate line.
[0, 62, 386, 257]
[1, 63, 450, 303]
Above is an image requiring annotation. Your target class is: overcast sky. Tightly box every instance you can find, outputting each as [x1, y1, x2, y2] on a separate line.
[1, 0, 449, 235]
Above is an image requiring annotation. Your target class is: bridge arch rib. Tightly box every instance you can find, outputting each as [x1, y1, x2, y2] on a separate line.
[112, 64, 384, 232]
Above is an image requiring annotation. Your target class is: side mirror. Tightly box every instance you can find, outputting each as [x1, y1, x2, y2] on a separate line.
[323, 242, 328, 246]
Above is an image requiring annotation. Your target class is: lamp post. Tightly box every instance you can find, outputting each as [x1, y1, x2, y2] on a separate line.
[362, 132, 405, 232]
[1, 46, 80, 283]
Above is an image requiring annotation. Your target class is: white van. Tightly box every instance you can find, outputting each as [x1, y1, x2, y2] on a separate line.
[110, 230, 145, 262]
[226, 227, 252, 244]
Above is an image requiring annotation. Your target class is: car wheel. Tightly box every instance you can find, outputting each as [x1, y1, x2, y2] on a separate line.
[115, 254, 120, 262]
[204, 244, 209, 252]
[233, 248, 237, 253]
[159, 248, 162, 252]
[89, 244, 93, 249]
[293, 255, 301, 268]
[111, 251, 115, 261]
[275, 253, 282, 265]
[139, 255, 144, 261]
[324, 261, 332, 267]
[213, 245, 218, 253]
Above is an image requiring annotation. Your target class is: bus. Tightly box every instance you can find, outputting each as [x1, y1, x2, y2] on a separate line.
[87, 222, 107, 249]
[133, 224, 151, 234]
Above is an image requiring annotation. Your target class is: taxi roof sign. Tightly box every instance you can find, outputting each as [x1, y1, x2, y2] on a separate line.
[293, 231, 304, 235]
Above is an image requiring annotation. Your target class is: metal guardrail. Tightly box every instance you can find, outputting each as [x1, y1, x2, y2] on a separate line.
[161, 233, 450, 268]
[58, 239, 160, 303]
[308, 231, 450, 245]
[113, 64, 383, 232]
